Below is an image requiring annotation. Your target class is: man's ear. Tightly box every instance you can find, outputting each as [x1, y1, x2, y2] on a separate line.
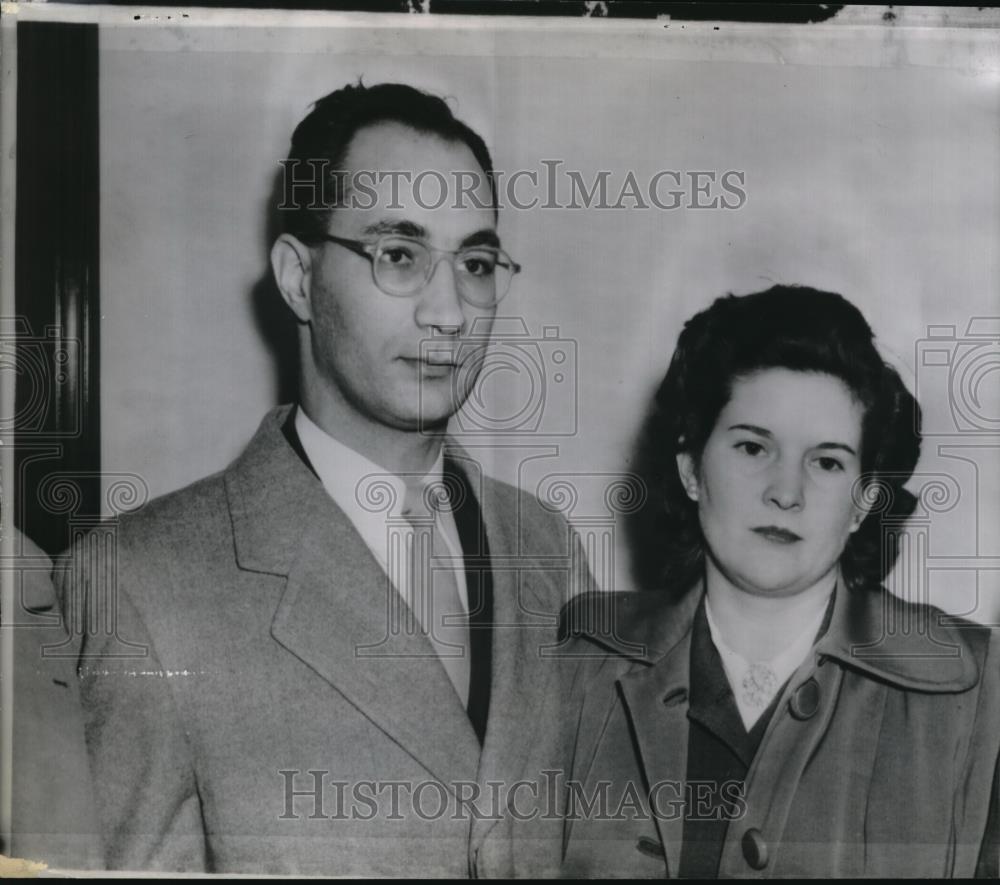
[270, 234, 314, 323]
[676, 452, 700, 502]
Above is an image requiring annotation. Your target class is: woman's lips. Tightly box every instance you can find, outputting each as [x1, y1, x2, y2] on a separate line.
[752, 526, 803, 544]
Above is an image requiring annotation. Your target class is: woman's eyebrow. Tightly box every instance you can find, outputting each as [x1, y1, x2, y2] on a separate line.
[816, 442, 857, 456]
[728, 424, 857, 456]
[728, 423, 771, 437]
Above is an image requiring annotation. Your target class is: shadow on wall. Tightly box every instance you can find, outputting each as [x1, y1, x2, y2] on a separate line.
[251, 166, 299, 406]
[624, 403, 673, 595]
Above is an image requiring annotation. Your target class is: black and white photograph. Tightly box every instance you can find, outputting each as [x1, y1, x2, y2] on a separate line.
[1, 2, 998, 877]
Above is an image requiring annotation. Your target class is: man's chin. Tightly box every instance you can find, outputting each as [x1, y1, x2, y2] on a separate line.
[408, 383, 474, 432]
[395, 399, 462, 434]
[410, 413, 452, 433]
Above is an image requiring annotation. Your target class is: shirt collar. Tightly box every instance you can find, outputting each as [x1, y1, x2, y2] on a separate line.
[704, 588, 831, 685]
[689, 600, 781, 761]
[294, 406, 445, 567]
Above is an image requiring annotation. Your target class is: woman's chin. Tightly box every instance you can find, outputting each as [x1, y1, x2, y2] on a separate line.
[723, 567, 829, 599]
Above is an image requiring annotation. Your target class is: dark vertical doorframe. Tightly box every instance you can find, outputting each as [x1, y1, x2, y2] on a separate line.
[14, 22, 101, 557]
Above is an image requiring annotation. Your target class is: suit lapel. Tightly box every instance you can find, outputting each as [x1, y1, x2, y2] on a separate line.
[227, 416, 567, 846]
[227, 407, 481, 787]
[448, 448, 565, 854]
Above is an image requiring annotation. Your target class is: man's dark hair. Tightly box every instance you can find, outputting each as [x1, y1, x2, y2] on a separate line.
[642, 284, 922, 595]
[281, 81, 497, 242]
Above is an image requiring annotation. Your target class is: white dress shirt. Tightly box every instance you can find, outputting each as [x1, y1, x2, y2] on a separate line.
[294, 407, 468, 615]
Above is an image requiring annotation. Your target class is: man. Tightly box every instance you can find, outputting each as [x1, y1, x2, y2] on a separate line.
[56, 82, 589, 875]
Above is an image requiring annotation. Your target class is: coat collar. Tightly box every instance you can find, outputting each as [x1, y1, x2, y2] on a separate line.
[813, 580, 980, 692]
[563, 579, 980, 694]
[560, 584, 701, 665]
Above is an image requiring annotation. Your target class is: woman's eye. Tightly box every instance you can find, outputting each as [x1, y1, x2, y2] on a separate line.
[815, 456, 845, 472]
[736, 441, 766, 457]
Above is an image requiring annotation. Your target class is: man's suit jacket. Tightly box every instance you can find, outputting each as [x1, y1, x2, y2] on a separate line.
[7, 529, 101, 870]
[55, 405, 587, 875]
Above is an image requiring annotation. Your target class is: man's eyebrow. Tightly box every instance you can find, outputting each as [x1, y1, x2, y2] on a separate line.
[728, 424, 857, 456]
[357, 221, 501, 250]
[459, 229, 501, 249]
[360, 220, 428, 239]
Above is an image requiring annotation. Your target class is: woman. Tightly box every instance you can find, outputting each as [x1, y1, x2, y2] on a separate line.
[559, 285, 999, 878]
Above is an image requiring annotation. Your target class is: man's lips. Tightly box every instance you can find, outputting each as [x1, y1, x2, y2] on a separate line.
[407, 346, 464, 367]
[751, 526, 803, 544]
[422, 352, 459, 367]
[402, 354, 459, 370]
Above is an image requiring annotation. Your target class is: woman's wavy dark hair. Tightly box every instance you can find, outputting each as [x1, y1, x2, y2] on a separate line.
[632, 285, 922, 595]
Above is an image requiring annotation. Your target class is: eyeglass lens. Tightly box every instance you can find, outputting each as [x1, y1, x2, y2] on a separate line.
[373, 237, 511, 305]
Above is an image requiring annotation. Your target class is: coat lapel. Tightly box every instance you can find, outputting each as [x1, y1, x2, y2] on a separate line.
[563, 586, 703, 876]
[226, 407, 481, 787]
[616, 625, 693, 877]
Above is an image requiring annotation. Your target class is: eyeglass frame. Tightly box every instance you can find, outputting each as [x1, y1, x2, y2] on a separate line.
[314, 233, 521, 307]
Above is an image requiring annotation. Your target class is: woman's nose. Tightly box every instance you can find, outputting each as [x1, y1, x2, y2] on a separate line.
[765, 462, 805, 511]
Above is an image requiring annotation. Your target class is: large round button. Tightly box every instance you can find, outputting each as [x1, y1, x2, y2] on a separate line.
[789, 677, 821, 720]
[741, 827, 769, 870]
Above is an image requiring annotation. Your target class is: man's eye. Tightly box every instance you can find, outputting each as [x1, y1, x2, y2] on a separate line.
[736, 441, 766, 457]
[459, 251, 498, 277]
[379, 246, 417, 266]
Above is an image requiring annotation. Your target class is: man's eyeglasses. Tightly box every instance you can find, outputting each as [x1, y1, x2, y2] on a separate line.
[318, 234, 521, 308]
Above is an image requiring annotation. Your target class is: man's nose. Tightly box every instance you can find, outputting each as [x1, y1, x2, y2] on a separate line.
[414, 255, 465, 332]
[764, 459, 805, 511]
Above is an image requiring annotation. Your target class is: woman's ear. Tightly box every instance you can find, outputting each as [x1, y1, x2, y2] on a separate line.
[848, 503, 870, 533]
[848, 481, 875, 533]
[676, 452, 700, 502]
[271, 233, 314, 323]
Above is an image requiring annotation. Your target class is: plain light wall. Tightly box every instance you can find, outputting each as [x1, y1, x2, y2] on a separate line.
[99, 16, 1000, 621]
